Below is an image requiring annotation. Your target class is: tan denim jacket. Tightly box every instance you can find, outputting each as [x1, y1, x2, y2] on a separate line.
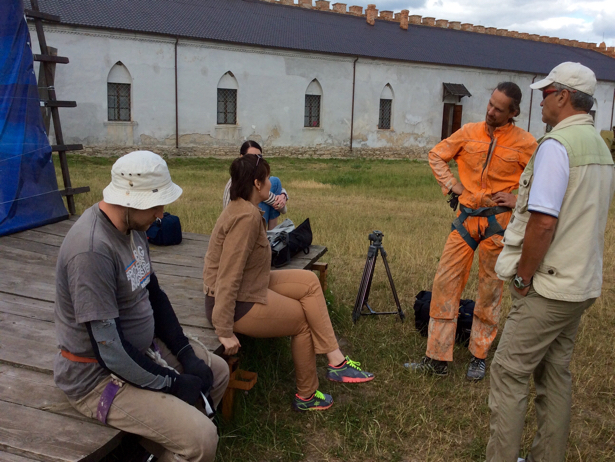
[203, 199, 271, 338]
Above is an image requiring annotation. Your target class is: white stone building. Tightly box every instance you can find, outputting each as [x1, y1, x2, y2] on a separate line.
[28, 0, 615, 158]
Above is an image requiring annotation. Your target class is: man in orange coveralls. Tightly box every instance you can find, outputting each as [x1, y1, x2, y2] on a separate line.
[409, 82, 537, 381]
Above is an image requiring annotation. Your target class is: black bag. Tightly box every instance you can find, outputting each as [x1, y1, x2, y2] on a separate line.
[288, 218, 312, 257]
[413, 290, 475, 345]
[146, 212, 182, 246]
[271, 231, 291, 268]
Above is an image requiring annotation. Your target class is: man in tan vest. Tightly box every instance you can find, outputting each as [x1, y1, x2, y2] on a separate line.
[486, 62, 615, 461]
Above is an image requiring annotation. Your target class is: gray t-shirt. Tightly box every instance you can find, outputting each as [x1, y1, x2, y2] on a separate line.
[54, 204, 155, 400]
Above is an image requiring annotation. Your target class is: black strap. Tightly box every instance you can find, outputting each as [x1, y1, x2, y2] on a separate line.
[459, 205, 510, 217]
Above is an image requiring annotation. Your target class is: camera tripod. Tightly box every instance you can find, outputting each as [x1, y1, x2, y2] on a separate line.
[352, 230, 405, 323]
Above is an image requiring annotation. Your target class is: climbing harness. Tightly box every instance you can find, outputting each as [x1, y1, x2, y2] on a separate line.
[451, 205, 510, 250]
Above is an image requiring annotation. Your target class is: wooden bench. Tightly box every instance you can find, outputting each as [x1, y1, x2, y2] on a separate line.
[0, 217, 327, 461]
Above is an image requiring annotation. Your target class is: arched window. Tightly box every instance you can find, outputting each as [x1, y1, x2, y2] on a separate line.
[378, 84, 393, 129]
[107, 62, 132, 121]
[304, 79, 322, 128]
[217, 72, 238, 125]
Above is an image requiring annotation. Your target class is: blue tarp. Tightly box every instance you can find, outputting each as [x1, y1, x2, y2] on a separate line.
[0, 0, 68, 236]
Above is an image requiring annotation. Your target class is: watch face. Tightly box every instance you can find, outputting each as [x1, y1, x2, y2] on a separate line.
[513, 276, 523, 289]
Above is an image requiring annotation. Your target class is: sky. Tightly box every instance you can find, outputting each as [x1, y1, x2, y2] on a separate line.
[349, 0, 615, 47]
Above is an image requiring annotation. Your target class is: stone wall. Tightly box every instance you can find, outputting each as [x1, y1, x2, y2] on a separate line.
[79, 145, 430, 160]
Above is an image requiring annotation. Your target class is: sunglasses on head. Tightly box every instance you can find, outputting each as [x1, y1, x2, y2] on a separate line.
[252, 153, 263, 178]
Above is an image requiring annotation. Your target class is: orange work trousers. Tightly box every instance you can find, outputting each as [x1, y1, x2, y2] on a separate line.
[426, 211, 510, 362]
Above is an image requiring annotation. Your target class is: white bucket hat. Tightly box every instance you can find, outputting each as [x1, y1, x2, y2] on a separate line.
[530, 62, 596, 96]
[103, 151, 182, 210]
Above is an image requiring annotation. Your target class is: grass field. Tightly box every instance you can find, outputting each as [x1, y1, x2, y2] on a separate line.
[57, 155, 615, 461]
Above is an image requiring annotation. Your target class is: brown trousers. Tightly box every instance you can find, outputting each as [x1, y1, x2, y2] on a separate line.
[486, 285, 595, 462]
[70, 339, 230, 462]
[233, 269, 339, 397]
[427, 212, 509, 362]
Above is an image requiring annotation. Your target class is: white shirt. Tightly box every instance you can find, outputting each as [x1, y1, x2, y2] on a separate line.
[528, 139, 569, 218]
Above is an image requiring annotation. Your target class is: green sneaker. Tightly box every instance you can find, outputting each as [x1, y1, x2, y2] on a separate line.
[292, 390, 333, 411]
[327, 356, 375, 383]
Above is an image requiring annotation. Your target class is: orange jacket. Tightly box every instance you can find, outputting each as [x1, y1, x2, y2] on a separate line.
[429, 121, 537, 209]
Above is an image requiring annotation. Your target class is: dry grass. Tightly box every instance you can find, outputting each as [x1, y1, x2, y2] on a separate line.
[59, 155, 615, 461]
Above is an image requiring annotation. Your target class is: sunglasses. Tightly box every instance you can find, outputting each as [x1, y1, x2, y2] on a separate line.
[542, 88, 577, 100]
[541, 89, 559, 100]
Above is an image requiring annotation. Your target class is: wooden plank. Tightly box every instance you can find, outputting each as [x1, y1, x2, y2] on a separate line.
[150, 252, 202, 269]
[51, 144, 83, 153]
[0, 313, 56, 373]
[0, 400, 120, 462]
[0, 364, 92, 424]
[59, 187, 90, 197]
[0, 237, 60, 257]
[152, 261, 202, 279]
[281, 245, 327, 270]
[0, 450, 42, 461]
[149, 240, 206, 258]
[26, 220, 74, 237]
[183, 326, 221, 352]
[0, 245, 57, 268]
[37, 46, 56, 133]
[41, 100, 77, 108]
[181, 232, 210, 242]
[0, 293, 54, 323]
[33, 55, 69, 64]
[0, 265, 56, 302]
[9, 229, 65, 247]
[24, 9, 61, 22]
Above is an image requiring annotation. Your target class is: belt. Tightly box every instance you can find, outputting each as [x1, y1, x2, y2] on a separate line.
[60, 349, 122, 424]
[61, 349, 97, 363]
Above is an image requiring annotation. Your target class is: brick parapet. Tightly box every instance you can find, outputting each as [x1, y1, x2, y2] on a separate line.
[257, 0, 615, 58]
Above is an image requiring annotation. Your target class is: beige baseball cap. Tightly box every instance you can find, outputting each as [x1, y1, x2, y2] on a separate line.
[103, 151, 182, 210]
[530, 62, 596, 96]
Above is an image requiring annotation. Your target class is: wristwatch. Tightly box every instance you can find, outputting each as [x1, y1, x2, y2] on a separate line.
[513, 275, 531, 290]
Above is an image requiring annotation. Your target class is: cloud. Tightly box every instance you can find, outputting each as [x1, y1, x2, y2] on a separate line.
[592, 12, 615, 39]
[348, 0, 614, 45]
[368, 0, 428, 9]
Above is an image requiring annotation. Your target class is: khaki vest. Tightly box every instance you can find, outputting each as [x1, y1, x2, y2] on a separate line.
[495, 114, 615, 302]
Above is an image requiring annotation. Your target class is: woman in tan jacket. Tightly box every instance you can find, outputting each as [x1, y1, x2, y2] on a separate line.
[203, 154, 374, 411]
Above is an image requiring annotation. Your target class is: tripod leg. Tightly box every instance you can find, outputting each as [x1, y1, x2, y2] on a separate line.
[380, 249, 406, 322]
[352, 253, 376, 323]
[363, 249, 377, 309]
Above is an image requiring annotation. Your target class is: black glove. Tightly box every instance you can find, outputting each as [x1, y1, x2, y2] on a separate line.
[169, 373, 203, 405]
[177, 346, 214, 395]
[447, 191, 460, 211]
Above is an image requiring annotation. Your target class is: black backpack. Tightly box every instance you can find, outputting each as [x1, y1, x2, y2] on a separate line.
[146, 212, 182, 246]
[288, 218, 312, 257]
[413, 290, 475, 345]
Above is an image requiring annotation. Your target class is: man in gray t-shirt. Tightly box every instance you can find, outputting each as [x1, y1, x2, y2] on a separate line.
[54, 151, 229, 462]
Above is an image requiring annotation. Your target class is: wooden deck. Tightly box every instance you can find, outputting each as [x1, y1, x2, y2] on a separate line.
[0, 217, 326, 461]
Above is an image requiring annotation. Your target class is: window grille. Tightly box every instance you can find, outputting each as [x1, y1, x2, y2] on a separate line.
[378, 98, 392, 129]
[304, 94, 321, 127]
[107, 83, 131, 121]
[217, 88, 237, 124]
